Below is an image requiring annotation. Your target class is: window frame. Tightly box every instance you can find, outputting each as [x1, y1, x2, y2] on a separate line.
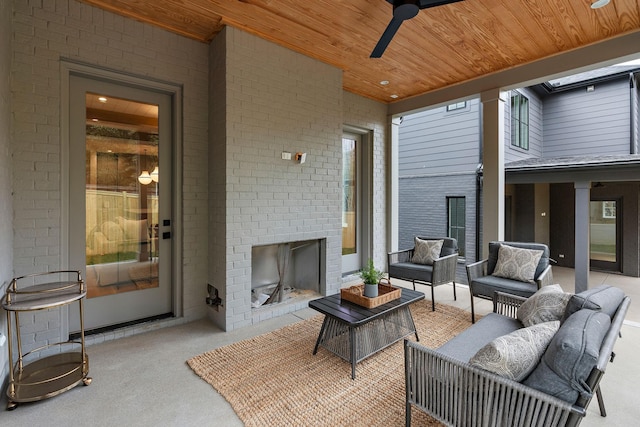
[510, 92, 530, 150]
[602, 201, 616, 219]
[446, 101, 467, 112]
[447, 196, 466, 258]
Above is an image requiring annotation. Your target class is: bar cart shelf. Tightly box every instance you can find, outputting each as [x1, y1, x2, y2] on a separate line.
[2, 270, 91, 410]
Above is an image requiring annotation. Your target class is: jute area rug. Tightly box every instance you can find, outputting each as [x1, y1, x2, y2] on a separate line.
[187, 300, 474, 427]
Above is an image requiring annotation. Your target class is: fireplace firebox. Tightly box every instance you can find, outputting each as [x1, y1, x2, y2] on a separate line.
[251, 239, 324, 308]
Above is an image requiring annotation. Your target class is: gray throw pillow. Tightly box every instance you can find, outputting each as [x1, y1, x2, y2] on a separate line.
[523, 309, 611, 403]
[469, 321, 559, 382]
[517, 284, 571, 327]
[562, 285, 625, 322]
[411, 238, 443, 265]
[492, 244, 544, 283]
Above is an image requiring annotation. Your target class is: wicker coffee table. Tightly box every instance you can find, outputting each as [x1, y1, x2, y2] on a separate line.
[309, 287, 424, 379]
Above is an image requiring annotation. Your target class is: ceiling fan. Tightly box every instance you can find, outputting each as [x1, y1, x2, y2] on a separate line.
[370, 0, 464, 58]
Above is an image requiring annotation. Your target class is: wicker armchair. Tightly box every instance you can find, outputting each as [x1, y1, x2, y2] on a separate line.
[388, 237, 458, 311]
[404, 291, 630, 427]
[466, 241, 554, 323]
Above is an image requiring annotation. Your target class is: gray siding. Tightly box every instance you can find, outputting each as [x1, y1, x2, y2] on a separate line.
[398, 100, 480, 177]
[397, 76, 639, 281]
[505, 88, 544, 163]
[398, 173, 477, 264]
[543, 78, 631, 157]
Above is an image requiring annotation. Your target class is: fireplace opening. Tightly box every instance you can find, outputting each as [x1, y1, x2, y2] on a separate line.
[251, 239, 323, 308]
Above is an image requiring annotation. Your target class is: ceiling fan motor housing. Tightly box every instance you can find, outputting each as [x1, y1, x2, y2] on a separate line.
[393, 1, 420, 21]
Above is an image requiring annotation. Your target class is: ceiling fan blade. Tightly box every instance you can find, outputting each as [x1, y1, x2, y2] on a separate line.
[370, 17, 404, 58]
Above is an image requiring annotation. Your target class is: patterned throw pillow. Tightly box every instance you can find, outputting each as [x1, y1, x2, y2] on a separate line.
[517, 284, 572, 327]
[411, 238, 443, 265]
[492, 244, 544, 283]
[469, 320, 560, 382]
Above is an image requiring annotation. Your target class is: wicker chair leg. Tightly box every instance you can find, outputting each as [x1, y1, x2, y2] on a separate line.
[412, 280, 416, 291]
[430, 286, 435, 311]
[470, 292, 476, 323]
[452, 281, 457, 300]
[596, 386, 606, 417]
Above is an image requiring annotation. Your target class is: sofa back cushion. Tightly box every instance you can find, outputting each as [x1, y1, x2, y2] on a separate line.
[562, 285, 625, 322]
[487, 241, 550, 279]
[523, 309, 611, 403]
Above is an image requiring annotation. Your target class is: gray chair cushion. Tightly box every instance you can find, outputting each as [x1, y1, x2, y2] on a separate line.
[437, 313, 522, 362]
[469, 320, 560, 381]
[388, 262, 433, 282]
[471, 275, 538, 299]
[523, 309, 611, 403]
[562, 285, 626, 322]
[486, 241, 550, 279]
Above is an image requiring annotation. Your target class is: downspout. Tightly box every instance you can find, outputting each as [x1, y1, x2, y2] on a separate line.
[630, 72, 639, 154]
[475, 164, 483, 262]
[475, 102, 484, 262]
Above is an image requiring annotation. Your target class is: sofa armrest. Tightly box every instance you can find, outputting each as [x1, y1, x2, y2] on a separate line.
[465, 259, 487, 283]
[535, 264, 554, 288]
[492, 291, 527, 319]
[431, 253, 458, 285]
[404, 339, 585, 427]
[388, 248, 413, 266]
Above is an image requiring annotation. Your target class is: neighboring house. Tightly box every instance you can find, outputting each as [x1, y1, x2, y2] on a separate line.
[398, 63, 640, 279]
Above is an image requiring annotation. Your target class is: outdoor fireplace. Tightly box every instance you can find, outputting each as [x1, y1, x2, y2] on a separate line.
[251, 239, 324, 308]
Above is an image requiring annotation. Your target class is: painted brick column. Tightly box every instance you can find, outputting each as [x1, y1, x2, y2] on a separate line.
[480, 89, 506, 257]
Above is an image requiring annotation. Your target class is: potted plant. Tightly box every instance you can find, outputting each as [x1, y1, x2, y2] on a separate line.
[359, 259, 384, 298]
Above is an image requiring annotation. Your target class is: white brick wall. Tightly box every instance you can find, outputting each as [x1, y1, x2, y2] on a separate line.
[10, 0, 209, 350]
[206, 29, 389, 331]
[7, 0, 389, 343]
[1, 0, 14, 387]
[209, 27, 344, 331]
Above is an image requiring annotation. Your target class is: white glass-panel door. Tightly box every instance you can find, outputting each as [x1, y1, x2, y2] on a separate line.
[68, 75, 172, 332]
[342, 134, 361, 273]
[590, 199, 620, 272]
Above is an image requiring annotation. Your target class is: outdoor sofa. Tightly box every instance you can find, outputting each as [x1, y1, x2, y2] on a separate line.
[388, 237, 458, 311]
[405, 284, 629, 427]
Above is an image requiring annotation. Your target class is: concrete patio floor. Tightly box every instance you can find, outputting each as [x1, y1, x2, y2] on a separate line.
[1, 266, 638, 426]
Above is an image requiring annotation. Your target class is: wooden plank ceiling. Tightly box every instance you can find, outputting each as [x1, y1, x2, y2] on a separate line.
[80, 0, 640, 103]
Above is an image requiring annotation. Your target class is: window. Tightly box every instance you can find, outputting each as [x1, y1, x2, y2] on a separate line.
[447, 197, 465, 257]
[602, 201, 616, 219]
[446, 101, 466, 111]
[511, 92, 529, 150]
